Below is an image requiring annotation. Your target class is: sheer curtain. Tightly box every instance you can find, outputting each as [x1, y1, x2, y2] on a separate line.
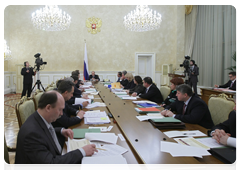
[192, 5, 236, 87]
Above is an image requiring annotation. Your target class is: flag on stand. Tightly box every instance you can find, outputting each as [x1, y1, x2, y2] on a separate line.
[83, 42, 89, 80]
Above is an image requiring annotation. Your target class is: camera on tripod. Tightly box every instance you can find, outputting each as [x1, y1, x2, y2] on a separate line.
[180, 55, 191, 84]
[34, 53, 47, 71]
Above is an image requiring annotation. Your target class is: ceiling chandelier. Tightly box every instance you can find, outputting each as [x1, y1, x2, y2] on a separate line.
[31, 5, 71, 31]
[123, 5, 162, 32]
[4, 39, 12, 61]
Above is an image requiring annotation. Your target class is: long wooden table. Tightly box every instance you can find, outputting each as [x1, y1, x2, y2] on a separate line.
[67, 83, 223, 164]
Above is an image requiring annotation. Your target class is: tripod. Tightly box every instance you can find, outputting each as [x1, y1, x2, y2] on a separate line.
[31, 70, 45, 92]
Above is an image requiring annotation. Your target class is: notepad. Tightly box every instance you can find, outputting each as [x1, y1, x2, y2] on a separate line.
[72, 128, 101, 138]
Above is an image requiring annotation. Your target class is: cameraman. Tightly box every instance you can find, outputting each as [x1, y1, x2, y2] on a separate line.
[188, 60, 199, 94]
[21, 61, 36, 98]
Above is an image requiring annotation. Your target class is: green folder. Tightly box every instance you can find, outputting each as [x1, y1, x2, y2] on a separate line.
[151, 117, 181, 123]
[73, 128, 101, 138]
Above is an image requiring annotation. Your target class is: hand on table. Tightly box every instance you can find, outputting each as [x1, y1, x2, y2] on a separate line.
[82, 144, 98, 156]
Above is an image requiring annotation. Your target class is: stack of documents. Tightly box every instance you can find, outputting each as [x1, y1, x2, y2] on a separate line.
[136, 114, 164, 121]
[163, 130, 207, 138]
[82, 155, 127, 164]
[85, 102, 106, 109]
[135, 107, 160, 114]
[85, 88, 97, 92]
[67, 138, 90, 153]
[89, 126, 113, 132]
[84, 116, 110, 125]
[84, 110, 107, 118]
[137, 103, 160, 108]
[80, 85, 91, 89]
[160, 141, 211, 158]
[132, 100, 157, 104]
[84, 82, 92, 86]
[114, 92, 127, 95]
[72, 128, 101, 138]
[111, 88, 123, 93]
[121, 96, 137, 100]
[75, 98, 91, 105]
[87, 95, 94, 99]
[85, 133, 118, 144]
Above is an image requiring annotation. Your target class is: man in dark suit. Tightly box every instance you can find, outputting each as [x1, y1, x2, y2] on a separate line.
[89, 71, 100, 81]
[117, 72, 122, 82]
[162, 84, 214, 129]
[133, 77, 163, 104]
[15, 91, 97, 164]
[208, 104, 236, 147]
[21, 61, 36, 97]
[214, 72, 236, 91]
[188, 60, 199, 94]
[72, 70, 84, 88]
[52, 80, 86, 129]
[120, 70, 129, 86]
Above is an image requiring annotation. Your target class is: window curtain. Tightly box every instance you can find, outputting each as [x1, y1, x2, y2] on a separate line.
[185, 5, 198, 57]
[191, 5, 236, 87]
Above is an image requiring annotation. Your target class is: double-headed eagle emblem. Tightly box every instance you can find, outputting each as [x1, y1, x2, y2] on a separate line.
[86, 17, 102, 34]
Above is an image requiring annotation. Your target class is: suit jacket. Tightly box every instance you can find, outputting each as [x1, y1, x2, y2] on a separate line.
[117, 77, 121, 82]
[189, 65, 199, 82]
[52, 102, 82, 129]
[219, 80, 236, 91]
[21, 67, 35, 84]
[66, 86, 82, 105]
[165, 93, 214, 129]
[120, 79, 129, 87]
[129, 83, 146, 95]
[15, 111, 83, 164]
[75, 80, 83, 88]
[124, 80, 136, 89]
[89, 75, 100, 81]
[139, 84, 163, 104]
[208, 110, 236, 137]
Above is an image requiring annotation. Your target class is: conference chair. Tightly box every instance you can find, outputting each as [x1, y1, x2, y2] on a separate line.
[208, 93, 235, 126]
[4, 135, 16, 164]
[33, 89, 44, 109]
[15, 96, 35, 128]
[45, 82, 56, 91]
[160, 85, 171, 101]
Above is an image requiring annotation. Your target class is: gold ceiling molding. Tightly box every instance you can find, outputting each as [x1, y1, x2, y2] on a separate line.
[185, 5, 193, 15]
[86, 17, 102, 34]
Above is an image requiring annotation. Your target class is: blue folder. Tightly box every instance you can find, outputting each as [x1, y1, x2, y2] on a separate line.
[138, 103, 159, 108]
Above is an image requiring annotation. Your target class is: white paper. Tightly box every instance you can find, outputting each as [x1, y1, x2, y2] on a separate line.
[85, 102, 106, 109]
[82, 155, 127, 164]
[117, 95, 130, 97]
[114, 92, 127, 95]
[75, 98, 91, 105]
[89, 126, 108, 132]
[136, 115, 164, 121]
[90, 92, 99, 95]
[84, 111, 107, 118]
[163, 130, 207, 138]
[87, 95, 94, 99]
[122, 97, 137, 100]
[67, 138, 90, 153]
[196, 137, 225, 148]
[160, 141, 211, 158]
[85, 133, 118, 144]
[174, 137, 210, 150]
[107, 126, 113, 131]
[118, 134, 126, 141]
[85, 116, 110, 124]
[132, 100, 157, 104]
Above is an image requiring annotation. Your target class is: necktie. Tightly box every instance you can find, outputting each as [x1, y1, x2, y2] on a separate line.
[182, 104, 187, 115]
[230, 81, 234, 88]
[49, 126, 62, 153]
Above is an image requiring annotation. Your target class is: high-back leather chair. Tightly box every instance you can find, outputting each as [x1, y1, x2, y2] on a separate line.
[160, 85, 171, 101]
[208, 93, 235, 125]
[15, 96, 36, 128]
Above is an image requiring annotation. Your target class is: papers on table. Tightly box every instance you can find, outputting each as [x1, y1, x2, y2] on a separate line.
[84, 116, 111, 124]
[163, 130, 207, 138]
[82, 155, 127, 164]
[92, 144, 128, 158]
[85, 102, 106, 109]
[85, 133, 118, 144]
[89, 126, 110, 132]
[132, 100, 157, 104]
[90, 92, 99, 95]
[195, 137, 225, 149]
[80, 85, 91, 89]
[121, 96, 137, 100]
[84, 110, 107, 118]
[136, 114, 164, 121]
[114, 92, 127, 95]
[72, 128, 101, 138]
[161, 141, 211, 158]
[174, 137, 210, 150]
[67, 138, 90, 153]
[111, 88, 123, 93]
[84, 82, 92, 86]
[75, 98, 91, 105]
[85, 88, 97, 92]
[87, 95, 94, 99]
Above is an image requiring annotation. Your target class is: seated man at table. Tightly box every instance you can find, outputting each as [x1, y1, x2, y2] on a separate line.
[117, 71, 122, 82]
[52, 80, 86, 129]
[72, 70, 84, 88]
[214, 71, 236, 91]
[161, 84, 214, 129]
[89, 71, 100, 82]
[208, 104, 236, 148]
[133, 77, 163, 104]
[15, 90, 97, 164]
[120, 70, 129, 86]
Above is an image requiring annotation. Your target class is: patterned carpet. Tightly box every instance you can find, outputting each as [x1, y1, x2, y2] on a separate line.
[4, 93, 21, 164]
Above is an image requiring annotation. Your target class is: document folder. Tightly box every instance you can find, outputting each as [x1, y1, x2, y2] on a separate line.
[209, 147, 236, 164]
[73, 128, 101, 138]
[111, 82, 121, 89]
[135, 107, 160, 114]
[149, 117, 185, 129]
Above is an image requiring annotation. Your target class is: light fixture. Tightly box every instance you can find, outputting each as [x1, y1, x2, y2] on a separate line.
[4, 39, 12, 61]
[123, 5, 162, 32]
[31, 5, 71, 31]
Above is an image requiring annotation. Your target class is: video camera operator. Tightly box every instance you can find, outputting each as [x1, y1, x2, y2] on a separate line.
[21, 61, 36, 97]
[188, 60, 199, 94]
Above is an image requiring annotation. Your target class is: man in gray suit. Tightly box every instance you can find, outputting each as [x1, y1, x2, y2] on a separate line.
[188, 60, 199, 94]
[15, 90, 97, 164]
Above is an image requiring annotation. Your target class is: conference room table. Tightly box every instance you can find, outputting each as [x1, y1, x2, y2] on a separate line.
[67, 82, 223, 164]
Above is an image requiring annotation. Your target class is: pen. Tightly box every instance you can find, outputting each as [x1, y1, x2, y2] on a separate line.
[183, 133, 196, 135]
[179, 139, 190, 146]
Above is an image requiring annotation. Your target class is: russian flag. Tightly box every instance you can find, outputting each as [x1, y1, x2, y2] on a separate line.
[83, 42, 89, 80]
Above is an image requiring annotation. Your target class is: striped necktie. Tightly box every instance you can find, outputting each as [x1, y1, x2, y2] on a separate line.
[182, 104, 187, 115]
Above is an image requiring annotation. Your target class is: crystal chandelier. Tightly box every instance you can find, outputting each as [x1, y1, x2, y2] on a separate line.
[123, 5, 162, 32]
[31, 5, 71, 31]
[4, 39, 12, 61]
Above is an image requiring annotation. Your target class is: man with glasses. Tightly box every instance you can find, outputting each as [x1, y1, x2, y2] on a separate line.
[214, 72, 236, 91]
